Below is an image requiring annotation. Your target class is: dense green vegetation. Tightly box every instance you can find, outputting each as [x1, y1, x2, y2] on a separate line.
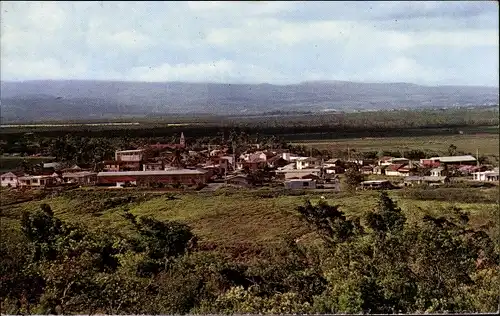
[1, 188, 498, 314]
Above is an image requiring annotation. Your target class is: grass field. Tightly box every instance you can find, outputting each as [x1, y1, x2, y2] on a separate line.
[292, 133, 499, 156]
[2, 188, 497, 251]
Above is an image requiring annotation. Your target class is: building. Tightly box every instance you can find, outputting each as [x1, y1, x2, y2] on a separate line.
[62, 171, 98, 185]
[1, 172, 24, 188]
[267, 156, 288, 168]
[385, 164, 409, 177]
[143, 161, 164, 171]
[472, 170, 499, 182]
[102, 160, 123, 172]
[324, 158, 344, 167]
[420, 155, 477, 167]
[430, 167, 446, 177]
[97, 169, 210, 187]
[359, 180, 393, 190]
[115, 149, 145, 162]
[285, 179, 317, 190]
[378, 156, 395, 166]
[296, 157, 321, 170]
[18, 174, 58, 188]
[360, 165, 375, 175]
[281, 152, 302, 162]
[403, 176, 449, 186]
[323, 165, 345, 175]
[276, 168, 322, 180]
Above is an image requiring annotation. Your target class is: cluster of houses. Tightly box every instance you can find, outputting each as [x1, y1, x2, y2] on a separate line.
[1, 132, 499, 191]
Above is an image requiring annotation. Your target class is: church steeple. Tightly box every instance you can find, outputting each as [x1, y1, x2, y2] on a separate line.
[180, 132, 185, 147]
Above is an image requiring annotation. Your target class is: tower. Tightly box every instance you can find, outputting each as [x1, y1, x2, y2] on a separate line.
[180, 132, 185, 148]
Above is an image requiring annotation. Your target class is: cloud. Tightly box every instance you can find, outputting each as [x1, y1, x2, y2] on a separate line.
[1, 58, 88, 80]
[0, 1, 498, 86]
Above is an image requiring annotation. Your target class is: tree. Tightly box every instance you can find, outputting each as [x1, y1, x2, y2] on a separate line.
[344, 168, 365, 191]
[123, 211, 196, 275]
[297, 200, 362, 245]
[448, 144, 458, 156]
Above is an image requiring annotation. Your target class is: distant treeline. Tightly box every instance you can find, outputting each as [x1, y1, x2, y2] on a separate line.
[1, 108, 498, 142]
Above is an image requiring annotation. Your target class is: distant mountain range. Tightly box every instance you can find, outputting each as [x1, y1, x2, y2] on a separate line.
[1, 80, 498, 122]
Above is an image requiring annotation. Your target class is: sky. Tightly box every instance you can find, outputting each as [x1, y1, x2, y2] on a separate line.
[1, 1, 499, 86]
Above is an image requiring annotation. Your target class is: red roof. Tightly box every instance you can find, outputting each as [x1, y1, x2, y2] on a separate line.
[386, 163, 406, 171]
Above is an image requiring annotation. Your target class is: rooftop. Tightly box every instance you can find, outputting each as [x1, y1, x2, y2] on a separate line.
[116, 149, 144, 153]
[428, 155, 477, 162]
[97, 169, 206, 177]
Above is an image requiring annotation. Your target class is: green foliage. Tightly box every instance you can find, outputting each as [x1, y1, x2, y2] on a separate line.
[345, 168, 365, 191]
[1, 190, 498, 314]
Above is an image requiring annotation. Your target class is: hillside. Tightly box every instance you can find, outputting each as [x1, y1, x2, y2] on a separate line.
[1, 80, 498, 122]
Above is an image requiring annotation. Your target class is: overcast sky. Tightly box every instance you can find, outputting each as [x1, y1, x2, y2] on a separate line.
[1, 1, 498, 86]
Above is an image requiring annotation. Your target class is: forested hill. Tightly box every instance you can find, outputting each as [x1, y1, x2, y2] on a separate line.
[1, 80, 498, 122]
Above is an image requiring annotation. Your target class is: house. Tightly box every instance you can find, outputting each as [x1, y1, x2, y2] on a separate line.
[347, 159, 365, 166]
[267, 156, 288, 168]
[143, 161, 164, 171]
[102, 160, 124, 172]
[281, 152, 302, 162]
[359, 180, 393, 190]
[324, 158, 344, 167]
[115, 149, 145, 162]
[373, 165, 388, 175]
[285, 179, 317, 190]
[472, 170, 499, 182]
[238, 157, 267, 171]
[1, 172, 25, 188]
[385, 164, 408, 177]
[296, 157, 321, 170]
[378, 156, 395, 166]
[18, 174, 58, 188]
[404, 176, 450, 186]
[62, 171, 98, 185]
[360, 165, 375, 175]
[276, 168, 322, 180]
[420, 155, 477, 167]
[97, 169, 210, 187]
[430, 167, 446, 177]
[225, 174, 251, 188]
[323, 165, 345, 174]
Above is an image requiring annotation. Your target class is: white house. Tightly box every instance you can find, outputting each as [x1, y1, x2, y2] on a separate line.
[296, 157, 321, 170]
[472, 170, 499, 182]
[430, 167, 446, 177]
[115, 149, 145, 162]
[18, 174, 59, 187]
[281, 152, 302, 162]
[1, 172, 23, 188]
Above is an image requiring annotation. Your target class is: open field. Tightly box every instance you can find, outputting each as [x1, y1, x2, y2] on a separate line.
[2, 188, 497, 250]
[292, 133, 500, 156]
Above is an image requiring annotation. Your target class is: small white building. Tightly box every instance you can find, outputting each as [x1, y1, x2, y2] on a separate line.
[430, 167, 446, 177]
[296, 157, 321, 170]
[472, 170, 499, 182]
[285, 179, 317, 190]
[115, 149, 145, 162]
[18, 174, 59, 187]
[1, 172, 23, 188]
[62, 171, 98, 185]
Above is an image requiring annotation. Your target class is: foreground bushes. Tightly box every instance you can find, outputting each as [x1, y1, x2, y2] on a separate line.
[1, 193, 498, 314]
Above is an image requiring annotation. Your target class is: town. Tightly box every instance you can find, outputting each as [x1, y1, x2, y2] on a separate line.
[1, 132, 498, 191]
